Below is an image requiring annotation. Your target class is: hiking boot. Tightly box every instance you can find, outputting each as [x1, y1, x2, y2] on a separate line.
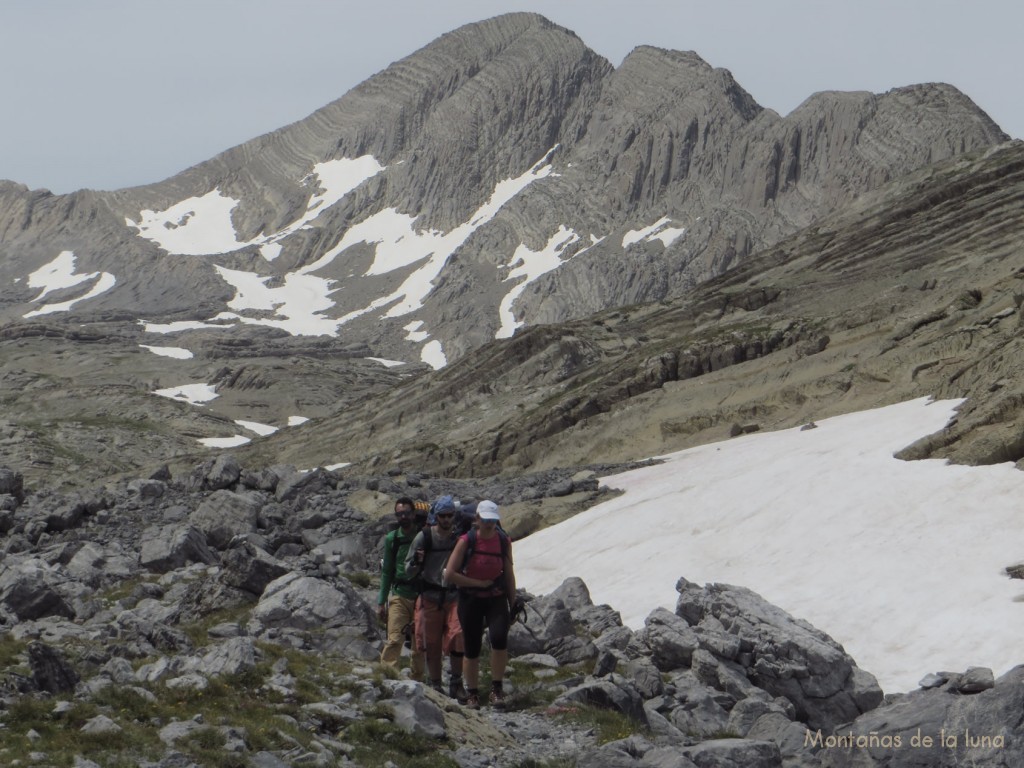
[429, 679, 444, 694]
[463, 689, 481, 709]
[449, 676, 469, 703]
[488, 687, 506, 709]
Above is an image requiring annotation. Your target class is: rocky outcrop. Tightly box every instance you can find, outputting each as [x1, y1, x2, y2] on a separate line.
[674, 580, 882, 730]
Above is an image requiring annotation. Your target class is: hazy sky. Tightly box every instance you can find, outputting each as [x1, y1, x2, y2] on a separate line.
[3, 1, 1020, 194]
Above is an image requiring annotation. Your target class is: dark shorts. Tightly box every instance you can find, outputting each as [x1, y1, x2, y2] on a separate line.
[457, 591, 510, 658]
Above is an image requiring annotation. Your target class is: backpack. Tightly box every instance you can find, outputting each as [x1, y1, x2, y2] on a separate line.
[453, 527, 511, 595]
[463, 526, 511, 566]
[453, 501, 477, 537]
[384, 527, 423, 592]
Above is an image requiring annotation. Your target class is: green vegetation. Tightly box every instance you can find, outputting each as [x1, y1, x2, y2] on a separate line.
[548, 702, 650, 744]
[0, 598, 465, 768]
[345, 717, 459, 767]
[180, 604, 255, 648]
[0, 634, 28, 671]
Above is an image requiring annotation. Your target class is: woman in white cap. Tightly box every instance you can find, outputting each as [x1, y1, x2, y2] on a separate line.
[443, 499, 515, 708]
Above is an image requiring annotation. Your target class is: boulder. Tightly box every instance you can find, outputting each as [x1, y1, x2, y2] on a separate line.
[508, 593, 578, 657]
[207, 454, 242, 490]
[0, 559, 75, 620]
[679, 739, 783, 768]
[139, 524, 219, 573]
[250, 573, 378, 657]
[552, 674, 649, 726]
[275, 468, 336, 503]
[382, 680, 446, 739]
[127, 478, 166, 499]
[29, 641, 79, 693]
[220, 541, 290, 596]
[197, 637, 257, 677]
[640, 607, 700, 670]
[0, 467, 25, 503]
[675, 579, 882, 730]
[811, 665, 1024, 767]
[189, 490, 262, 549]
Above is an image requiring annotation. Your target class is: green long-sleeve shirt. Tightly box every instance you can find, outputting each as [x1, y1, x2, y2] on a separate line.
[377, 527, 420, 604]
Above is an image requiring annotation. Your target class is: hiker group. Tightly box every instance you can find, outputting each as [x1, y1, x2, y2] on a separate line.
[376, 495, 520, 709]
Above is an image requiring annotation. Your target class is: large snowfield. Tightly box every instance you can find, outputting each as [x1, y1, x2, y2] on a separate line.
[515, 397, 1024, 694]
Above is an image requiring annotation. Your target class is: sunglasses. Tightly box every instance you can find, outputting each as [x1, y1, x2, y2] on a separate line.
[436, 513, 454, 519]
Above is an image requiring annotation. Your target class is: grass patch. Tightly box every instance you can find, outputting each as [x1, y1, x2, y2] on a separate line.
[0, 634, 28, 670]
[0, 694, 164, 766]
[95, 575, 161, 604]
[548, 703, 649, 745]
[344, 718, 458, 768]
[180, 604, 254, 648]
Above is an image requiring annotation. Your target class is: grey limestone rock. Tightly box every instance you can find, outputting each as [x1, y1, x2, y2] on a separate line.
[80, 715, 122, 735]
[220, 541, 290, 596]
[679, 738, 783, 768]
[381, 680, 446, 739]
[189, 490, 262, 549]
[139, 523, 219, 573]
[811, 665, 1024, 767]
[28, 641, 79, 694]
[0, 467, 25, 504]
[675, 579, 882, 731]
[641, 607, 701, 670]
[250, 572, 378, 657]
[196, 637, 257, 678]
[553, 674, 649, 727]
[0, 559, 75, 621]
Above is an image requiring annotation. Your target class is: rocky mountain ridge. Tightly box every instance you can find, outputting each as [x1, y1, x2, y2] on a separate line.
[237, 140, 1024, 479]
[0, 13, 1014, 488]
[0, 14, 1006, 359]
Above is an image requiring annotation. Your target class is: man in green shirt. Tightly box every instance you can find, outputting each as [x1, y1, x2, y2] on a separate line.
[377, 496, 425, 678]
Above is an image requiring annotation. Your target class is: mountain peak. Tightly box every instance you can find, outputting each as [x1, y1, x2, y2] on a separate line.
[0, 14, 1013, 488]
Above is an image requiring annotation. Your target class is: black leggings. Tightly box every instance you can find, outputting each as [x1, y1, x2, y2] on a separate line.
[457, 592, 510, 659]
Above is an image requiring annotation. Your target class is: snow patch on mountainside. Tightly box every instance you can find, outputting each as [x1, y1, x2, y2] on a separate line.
[23, 251, 116, 318]
[152, 147, 562, 354]
[623, 217, 686, 248]
[497, 226, 581, 339]
[139, 345, 193, 360]
[152, 383, 219, 405]
[328, 147, 560, 330]
[125, 156, 385, 257]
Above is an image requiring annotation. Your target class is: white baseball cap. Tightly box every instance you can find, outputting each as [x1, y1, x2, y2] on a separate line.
[477, 500, 500, 521]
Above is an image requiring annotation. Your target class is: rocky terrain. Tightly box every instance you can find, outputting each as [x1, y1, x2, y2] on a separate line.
[1, 11, 1023, 768]
[3, 458, 1021, 768]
